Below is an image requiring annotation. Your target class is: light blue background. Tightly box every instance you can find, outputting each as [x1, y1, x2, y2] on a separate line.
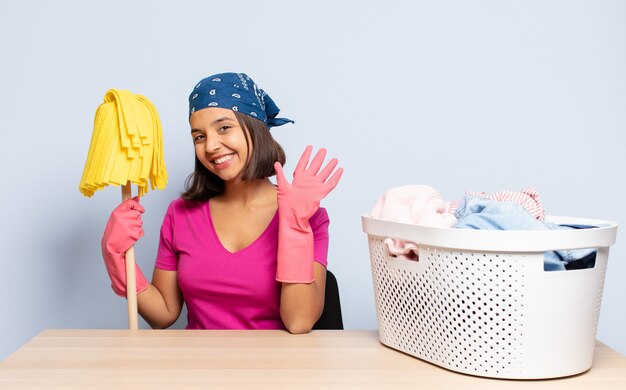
[1, 0, 625, 359]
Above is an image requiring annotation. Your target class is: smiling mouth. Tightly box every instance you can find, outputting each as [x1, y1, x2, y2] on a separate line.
[212, 154, 234, 164]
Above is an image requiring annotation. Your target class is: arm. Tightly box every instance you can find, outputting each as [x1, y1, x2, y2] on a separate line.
[280, 263, 326, 333]
[137, 268, 184, 329]
[274, 146, 343, 334]
[101, 198, 183, 329]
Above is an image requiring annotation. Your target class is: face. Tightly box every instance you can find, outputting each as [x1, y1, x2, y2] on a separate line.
[190, 107, 251, 182]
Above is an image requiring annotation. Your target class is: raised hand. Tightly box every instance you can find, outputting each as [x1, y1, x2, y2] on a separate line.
[274, 146, 343, 283]
[274, 145, 343, 228]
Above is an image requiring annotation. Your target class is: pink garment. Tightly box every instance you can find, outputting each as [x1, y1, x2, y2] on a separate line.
[155, 198, 329, 330]
[370, 185, 457, 259]
[448, 187, 545, 221]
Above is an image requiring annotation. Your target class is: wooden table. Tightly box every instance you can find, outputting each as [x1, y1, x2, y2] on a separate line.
[1, 330, 625, 389]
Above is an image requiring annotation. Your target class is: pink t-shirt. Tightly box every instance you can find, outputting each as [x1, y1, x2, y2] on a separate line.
[155, 198, 330, 330]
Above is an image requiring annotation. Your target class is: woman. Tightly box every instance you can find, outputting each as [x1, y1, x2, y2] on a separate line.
[100, 72, 343, 333]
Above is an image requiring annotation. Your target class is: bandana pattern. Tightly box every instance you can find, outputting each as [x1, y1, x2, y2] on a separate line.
[189, 72, 294, 128]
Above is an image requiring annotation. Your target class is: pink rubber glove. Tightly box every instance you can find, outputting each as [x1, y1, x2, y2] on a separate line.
[101, 196, 149, 297]
[274, 145, 343, 283]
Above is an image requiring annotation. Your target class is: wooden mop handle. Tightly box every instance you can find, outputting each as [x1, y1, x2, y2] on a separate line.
[122, 183, 139, 330]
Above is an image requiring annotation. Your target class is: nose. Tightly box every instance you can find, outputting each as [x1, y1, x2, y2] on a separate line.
[204, 133, 221, 153]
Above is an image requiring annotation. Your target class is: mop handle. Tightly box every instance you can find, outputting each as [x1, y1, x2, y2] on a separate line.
[122, 183, 139, 330]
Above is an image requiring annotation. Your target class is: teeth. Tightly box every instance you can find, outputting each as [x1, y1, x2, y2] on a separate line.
[214, 154, 233, 164]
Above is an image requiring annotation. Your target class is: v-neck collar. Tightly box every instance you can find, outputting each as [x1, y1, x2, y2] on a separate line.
[205, 199, 278, 256]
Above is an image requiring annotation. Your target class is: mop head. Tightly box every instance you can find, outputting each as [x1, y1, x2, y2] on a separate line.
[79, 89, 168, 197]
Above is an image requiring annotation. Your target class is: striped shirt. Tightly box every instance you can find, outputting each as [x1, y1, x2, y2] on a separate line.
[448, 187, 545, 221]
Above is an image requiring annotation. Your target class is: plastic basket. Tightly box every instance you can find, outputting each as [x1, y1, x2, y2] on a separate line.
[362, 215, 618, 379]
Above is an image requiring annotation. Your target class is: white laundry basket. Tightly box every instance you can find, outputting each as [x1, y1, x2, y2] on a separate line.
[362, 215, 618, 379]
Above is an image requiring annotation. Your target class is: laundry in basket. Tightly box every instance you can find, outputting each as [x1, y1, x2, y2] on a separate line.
[362, 214, 617, 379]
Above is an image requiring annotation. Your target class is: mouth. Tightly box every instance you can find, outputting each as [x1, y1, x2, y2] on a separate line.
[212, 153, 235, 167]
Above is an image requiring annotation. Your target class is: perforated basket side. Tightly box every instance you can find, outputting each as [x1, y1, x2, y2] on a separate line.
[369, 236, 530, 377]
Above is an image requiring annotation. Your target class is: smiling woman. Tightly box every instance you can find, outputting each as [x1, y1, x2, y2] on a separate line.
[185, 108, 286, 200]
[99, 72, 343, 334]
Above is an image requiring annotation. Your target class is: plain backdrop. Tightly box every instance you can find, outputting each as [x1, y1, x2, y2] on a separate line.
[1, 0, 625, 360]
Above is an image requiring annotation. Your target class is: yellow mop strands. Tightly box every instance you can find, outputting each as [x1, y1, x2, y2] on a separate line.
[79, 89, 168, 197]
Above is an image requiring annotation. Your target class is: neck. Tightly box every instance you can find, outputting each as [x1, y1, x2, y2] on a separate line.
[222, 178, 275, 206]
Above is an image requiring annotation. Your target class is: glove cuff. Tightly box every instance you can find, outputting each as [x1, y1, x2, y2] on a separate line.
[104, 250, 149, 298]
[275, 220, 315, 283]
[111, 262, 149, 298]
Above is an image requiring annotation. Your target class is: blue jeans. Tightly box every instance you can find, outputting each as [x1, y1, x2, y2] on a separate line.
[454, 196, 596, 271]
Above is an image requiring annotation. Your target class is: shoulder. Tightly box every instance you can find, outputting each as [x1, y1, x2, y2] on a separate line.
[167, 197, 207, 214]
[161, 198, 209, 225]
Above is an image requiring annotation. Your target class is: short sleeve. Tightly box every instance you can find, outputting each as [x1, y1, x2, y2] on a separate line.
[310, 207, 330, 268]
[155, 201, 178, 271]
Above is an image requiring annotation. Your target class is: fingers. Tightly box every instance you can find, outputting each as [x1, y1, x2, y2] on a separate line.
[290, 145, 343, 194]
[306, 147, 328, 176]
[293, 145, 313, 175]
[322, 167, 344, 195]
[117, 197, 145, 214]
[117, 206, 143, 220]
[127, 223, 144, 241]
[317, 158, 339, 182]
[273, 161, 288, 189]
[295, 145, 332, 177]
[134, 225, 145, 241]
[111, 198, 144, 228]
[114, 214, 143, 235]
[128, 197, 145, 213]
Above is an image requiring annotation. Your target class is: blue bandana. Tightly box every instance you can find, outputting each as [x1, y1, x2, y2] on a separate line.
[188, 72, 294, 128]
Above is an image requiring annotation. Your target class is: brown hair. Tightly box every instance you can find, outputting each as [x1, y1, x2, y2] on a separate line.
[181, 111, 286, 201]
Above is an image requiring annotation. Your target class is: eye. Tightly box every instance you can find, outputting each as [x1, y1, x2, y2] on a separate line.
[218, 125, 231, 133]
[192, 134, 205, 144]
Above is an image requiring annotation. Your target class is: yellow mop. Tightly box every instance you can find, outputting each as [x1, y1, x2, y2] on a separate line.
[79, 89, 168, 329]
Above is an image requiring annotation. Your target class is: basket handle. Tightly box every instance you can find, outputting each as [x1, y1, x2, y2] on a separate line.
[384, 238, 420, 261]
